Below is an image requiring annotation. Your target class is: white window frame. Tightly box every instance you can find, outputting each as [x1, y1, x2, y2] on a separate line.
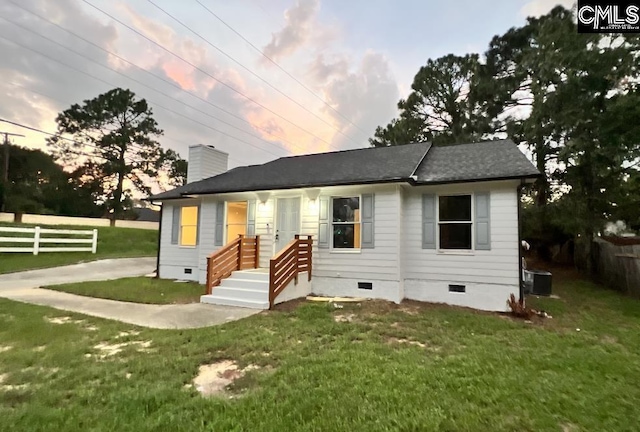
[330, 195, 362, 252]
[179, 205, 199, 248]
[437, 193, 474, 254]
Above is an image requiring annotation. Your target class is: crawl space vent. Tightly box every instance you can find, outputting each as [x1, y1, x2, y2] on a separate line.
[449, 284, 466, 293]
[358, 282, 373, 290]
[184, 268, 193, 275]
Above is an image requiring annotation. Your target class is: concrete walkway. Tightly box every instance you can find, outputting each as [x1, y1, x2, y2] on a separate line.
[0, 258, 260, 329]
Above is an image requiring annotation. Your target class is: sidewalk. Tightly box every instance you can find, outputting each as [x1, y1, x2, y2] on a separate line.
[0, 258, 259, 329]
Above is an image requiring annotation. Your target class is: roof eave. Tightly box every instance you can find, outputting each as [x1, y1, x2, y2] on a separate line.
[414, 173, 541, 186]
[148, 177, 416, 201]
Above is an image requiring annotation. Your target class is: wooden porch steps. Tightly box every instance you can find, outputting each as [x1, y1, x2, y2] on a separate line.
[200, 269, 269, 309]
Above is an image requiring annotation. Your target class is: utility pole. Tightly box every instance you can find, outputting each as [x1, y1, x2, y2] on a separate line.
[0, 131, 25, 212]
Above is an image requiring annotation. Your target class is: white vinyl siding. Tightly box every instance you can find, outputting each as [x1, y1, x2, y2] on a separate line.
[196, 198, 219, 284]
[303, 184, 401, 282]
[156, 179, 521, 311]
[402, 181, 520, 286]
[158, 199, 201, 281]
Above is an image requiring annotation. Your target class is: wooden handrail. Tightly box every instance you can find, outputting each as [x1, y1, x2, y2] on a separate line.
[269, 235, 312, 308]
[206, 234, 260, 295]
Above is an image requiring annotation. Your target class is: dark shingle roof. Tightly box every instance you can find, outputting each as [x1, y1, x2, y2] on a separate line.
[150, 140, 539, 200]
[414, 140, 540, 184]
[151, 142, 431, 200]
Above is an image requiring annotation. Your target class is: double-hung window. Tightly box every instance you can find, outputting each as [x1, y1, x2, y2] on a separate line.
[180, 206, 199, 247]
[332, 197, 361, 249]
[438, 195, 472, 250]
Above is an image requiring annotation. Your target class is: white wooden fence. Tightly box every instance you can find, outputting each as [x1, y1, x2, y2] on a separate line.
[0, 226, 98, 255]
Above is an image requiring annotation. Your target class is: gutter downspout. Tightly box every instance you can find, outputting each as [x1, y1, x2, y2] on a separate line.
[517, 180, 525, 303]
[155, 203, 163, 279]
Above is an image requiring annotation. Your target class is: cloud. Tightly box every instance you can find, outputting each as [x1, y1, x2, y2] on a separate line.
[316, 51, 400, 149]
[520, 0, 575, 17]
[307, 53, 349, 83]
[0, 0, 292, 170]
[262, 0, 319, 62]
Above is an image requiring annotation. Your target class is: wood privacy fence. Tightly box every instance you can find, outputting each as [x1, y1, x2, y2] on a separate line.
[0, 226, 98, 255]
[576, 237, 640, 296]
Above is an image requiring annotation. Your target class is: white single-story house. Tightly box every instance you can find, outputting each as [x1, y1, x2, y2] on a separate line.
[150, 140, 539, 311]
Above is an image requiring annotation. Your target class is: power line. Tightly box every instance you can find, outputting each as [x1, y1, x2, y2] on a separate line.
[0, 34, 286, 162]
[147, 0, 363, 148]
[81, 0, 340, 151]
[0, 118, 111, 161]
[4, 80, 251, 166]
[6, 0, 308, 155]
[1, 16, 291, 160]
[194, 0, 372, 140]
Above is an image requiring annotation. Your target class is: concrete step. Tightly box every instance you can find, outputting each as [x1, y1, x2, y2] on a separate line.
[211, 286, 268, 302]
[231, 270, 270, 282]
[220, 277, 269, 291]
[200, 294, 269, 310]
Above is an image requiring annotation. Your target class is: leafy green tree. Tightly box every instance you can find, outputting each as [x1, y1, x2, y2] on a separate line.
[48, 88, 166, 221]
[164, 149, 188, 188]
[370, 54, 491, 147]
[481, 8, 574, 207]
[0, 143, 100, 216]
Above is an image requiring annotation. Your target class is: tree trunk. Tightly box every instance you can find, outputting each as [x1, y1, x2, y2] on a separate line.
[534, 135, 548, 207]
[112, 144, 126, 223]
[112, 172, 124, 223]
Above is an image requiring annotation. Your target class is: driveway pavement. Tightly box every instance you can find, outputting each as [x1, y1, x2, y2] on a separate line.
[0, 258, 260, 329]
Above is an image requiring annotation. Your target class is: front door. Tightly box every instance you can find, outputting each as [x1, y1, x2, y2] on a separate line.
[226, 201, 248, 243]
[275, 197, 300, 252]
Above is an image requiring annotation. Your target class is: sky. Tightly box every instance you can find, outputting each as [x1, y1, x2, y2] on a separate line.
[0, 0, 573, 171]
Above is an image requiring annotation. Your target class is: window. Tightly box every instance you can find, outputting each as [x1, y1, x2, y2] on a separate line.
[438, 195, 472, 250]
[332, 197, 361, 249]
[180, 206, 198, 246]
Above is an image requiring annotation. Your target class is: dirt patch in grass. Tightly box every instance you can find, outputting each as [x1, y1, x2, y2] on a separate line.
[44, 316, 84, 325]
[190, 361, 261, 397]
[270, 298, 308, 312]
[334, 314, 356, 323]
[386, 337, 436, 350]
[0, 374, 29, 391]
[90, 340, 152, 358]
[115, 331, 140, 338]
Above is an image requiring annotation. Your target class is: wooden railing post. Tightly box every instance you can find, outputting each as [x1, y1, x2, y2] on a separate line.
[294, 235, 300, 284]
[307, 235, 313, 282]
[206, 256, 213, 294]
[237, 234, 244, 269]
[269, 258, 276, 308]
[254, 235, 260, 269]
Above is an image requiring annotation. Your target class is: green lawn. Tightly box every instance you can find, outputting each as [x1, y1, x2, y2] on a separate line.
[0, 223, 157, 274]
[46, 277, 203, 304]
[1, 272, 639, 431]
